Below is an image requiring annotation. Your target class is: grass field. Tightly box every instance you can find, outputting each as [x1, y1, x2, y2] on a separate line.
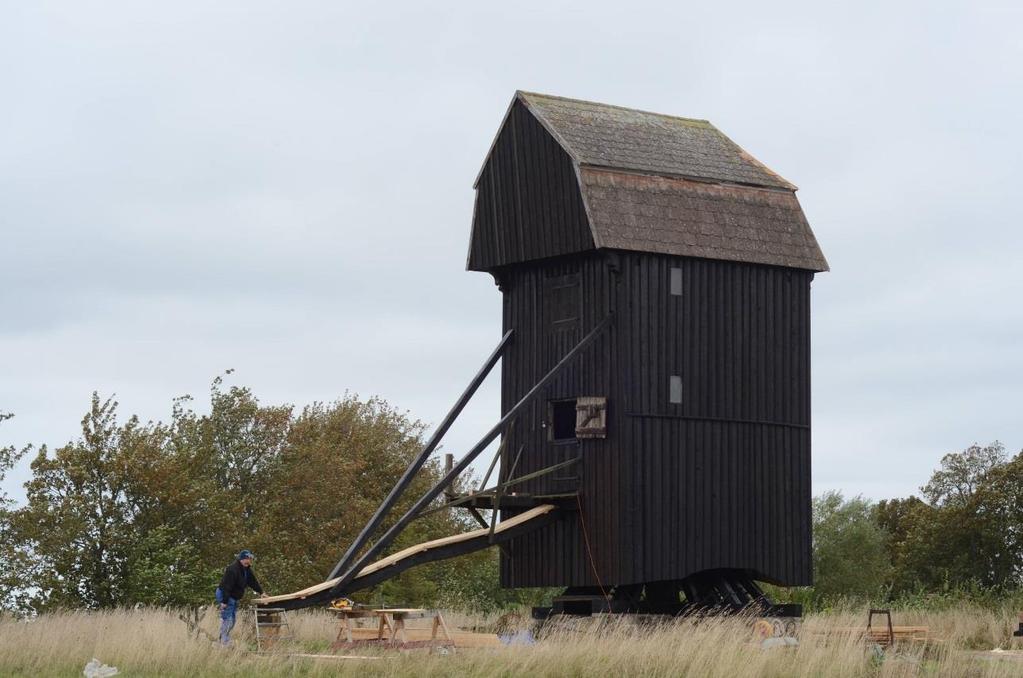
[2, 605, 1023, 677]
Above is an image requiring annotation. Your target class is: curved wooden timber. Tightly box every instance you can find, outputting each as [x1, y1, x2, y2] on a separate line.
[256, 504, 559, 611]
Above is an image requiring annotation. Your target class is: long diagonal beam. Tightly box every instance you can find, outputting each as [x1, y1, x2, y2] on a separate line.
[326, 313, 613, 599]
[327, 329, 513, 580]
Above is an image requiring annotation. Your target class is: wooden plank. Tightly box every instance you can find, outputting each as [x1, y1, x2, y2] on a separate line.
[257, 504, 557, 605]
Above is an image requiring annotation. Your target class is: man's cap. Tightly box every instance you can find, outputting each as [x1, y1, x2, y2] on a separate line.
[237, 549, 255, 561]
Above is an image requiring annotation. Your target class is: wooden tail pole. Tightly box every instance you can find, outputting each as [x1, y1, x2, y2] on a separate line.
[327, 329, 513, 580]
[327, 314, 613, 599]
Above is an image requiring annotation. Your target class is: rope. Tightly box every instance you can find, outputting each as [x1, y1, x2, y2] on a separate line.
[575, 493, 612, 608]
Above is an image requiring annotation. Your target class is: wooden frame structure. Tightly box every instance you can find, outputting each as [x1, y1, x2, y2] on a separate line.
[466, 91, 829, 607]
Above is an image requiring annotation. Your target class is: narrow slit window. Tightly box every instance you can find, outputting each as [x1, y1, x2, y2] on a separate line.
[670, 267, 683, 296]
[545, 274, 580, 330]
[669, 375, 683, 404]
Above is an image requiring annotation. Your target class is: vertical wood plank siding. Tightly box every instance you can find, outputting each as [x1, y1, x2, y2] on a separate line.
[499, 252, 813, 589]
[497, 254, 618, 588]
[468, 101, 593, 271]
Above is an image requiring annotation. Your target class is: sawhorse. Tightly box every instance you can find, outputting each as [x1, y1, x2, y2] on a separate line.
[330, 608, 454, 653]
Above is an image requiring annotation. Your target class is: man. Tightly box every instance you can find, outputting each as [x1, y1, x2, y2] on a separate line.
[215, 549, 264, 645]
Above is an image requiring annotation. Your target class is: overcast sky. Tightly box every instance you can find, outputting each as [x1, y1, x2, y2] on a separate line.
[2, 0, 1021, 504]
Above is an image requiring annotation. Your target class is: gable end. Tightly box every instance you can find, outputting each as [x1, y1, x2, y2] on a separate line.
[467, 99, 595, 271]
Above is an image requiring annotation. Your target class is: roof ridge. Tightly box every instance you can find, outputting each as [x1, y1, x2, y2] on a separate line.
[578, 164, 795, 193]
[517, 90, 713, 127]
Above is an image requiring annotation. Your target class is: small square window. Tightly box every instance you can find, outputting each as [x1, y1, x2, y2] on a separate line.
[670, 267, 682, 296]
[549, 400, 578, 441]
[669, 375, 683, 404]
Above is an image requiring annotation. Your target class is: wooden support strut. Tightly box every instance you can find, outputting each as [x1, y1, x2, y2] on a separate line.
[445, 418, 518, 531]
[489, 444, 524, 544]
[444, 453, 490, 529]
[466, 507, 490, 530]
[478, 418, 516, 490]
[327, 329, 513, 581]
[418, 456, 582, 518]
[326, 314, 613, 600]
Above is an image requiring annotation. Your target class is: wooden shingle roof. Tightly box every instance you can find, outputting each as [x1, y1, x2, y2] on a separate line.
[468, 92, 828, 273]
[519, 91, 796, 191]
[581, 169, 827, 272]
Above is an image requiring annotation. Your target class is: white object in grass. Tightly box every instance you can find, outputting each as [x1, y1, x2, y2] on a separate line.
[83, 658, 119, 677]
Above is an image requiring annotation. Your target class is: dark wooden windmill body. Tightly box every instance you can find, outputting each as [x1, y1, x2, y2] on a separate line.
[468, 92, 828, 611]
[256, 91, 827, 617]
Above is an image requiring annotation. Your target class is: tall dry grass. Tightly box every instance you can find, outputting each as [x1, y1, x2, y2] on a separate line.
[1, 605, 1022, 677]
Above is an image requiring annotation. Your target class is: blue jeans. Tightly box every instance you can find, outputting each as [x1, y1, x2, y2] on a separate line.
[219, 597, 238, 645]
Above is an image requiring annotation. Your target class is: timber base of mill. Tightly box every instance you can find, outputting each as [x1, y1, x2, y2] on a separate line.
[531, 569, 803, 619]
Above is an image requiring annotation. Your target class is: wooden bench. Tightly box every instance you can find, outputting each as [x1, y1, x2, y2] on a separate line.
[330, 608, 454, 653]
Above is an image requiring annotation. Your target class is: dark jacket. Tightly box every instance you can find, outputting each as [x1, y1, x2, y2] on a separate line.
[218, 560, 263, 601]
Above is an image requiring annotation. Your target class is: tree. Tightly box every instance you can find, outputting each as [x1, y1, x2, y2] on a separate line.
[13, 396, 139, 608]
[113, 398, 220, 605]
[878, 442, 1022, 594]
[6, 377, 482, 609]
[922, 442, 1005, 508]
[0, 413, 32, 610]
[254, 395, 467, 603]
[874, 495, 935, 595]
[962, 448, 1023, 587]
[812, 492, 891, 601]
